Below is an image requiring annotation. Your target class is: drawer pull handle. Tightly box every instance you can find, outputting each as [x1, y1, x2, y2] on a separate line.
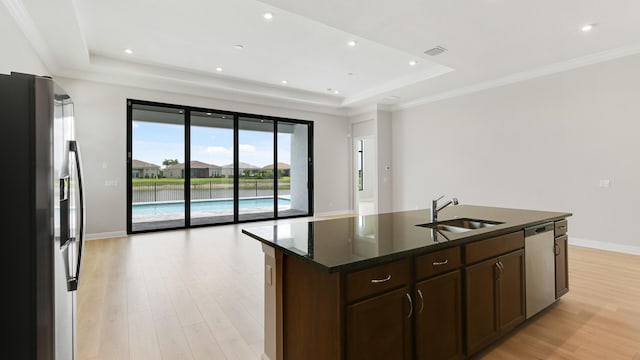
[406, 293, 413, 318]
[371, 274, 392, 283]
[432, 259, 449, 266]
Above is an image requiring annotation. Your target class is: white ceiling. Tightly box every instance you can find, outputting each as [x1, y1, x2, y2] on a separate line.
[6, 0, 640, 113]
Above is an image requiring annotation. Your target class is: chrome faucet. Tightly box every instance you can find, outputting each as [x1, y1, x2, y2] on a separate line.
[432, 195, 459, 223]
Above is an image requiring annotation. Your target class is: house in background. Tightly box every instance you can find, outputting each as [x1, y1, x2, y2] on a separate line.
[164, 160, 221, 178]
[262, 162, 290, 177]
[221, 162, 260, 177]
[131, 160, 160, 178]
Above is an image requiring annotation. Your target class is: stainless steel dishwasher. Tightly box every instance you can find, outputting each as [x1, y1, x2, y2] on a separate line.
[524, 222, 556, 318]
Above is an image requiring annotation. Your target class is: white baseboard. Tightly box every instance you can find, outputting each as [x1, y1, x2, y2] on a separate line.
[569, 236, 640, 255]
[85, 231, 127, 241]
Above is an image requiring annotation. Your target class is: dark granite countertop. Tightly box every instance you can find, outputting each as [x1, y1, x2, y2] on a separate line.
[241, 205, 572, 273]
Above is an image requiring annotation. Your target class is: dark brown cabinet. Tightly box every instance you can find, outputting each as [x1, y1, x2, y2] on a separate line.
[415, 270, 463, 360]
[497, 250, 526, 333]
[347, 286, 413, 360]
[346, 248, 464, 360]
[555, 219, 569, 298]
[276, 224, 565, 360]
[344, 258, 412, 360]
[464, 232, 525, 356]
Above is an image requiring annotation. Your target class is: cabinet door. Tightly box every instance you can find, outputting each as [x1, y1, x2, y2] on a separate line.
[555, 234, 569, 298]
[347, 287, 412, 360]
[465, 258, 500, 355]
[415, 271, 463, 360]
[497, 249, 525, 334]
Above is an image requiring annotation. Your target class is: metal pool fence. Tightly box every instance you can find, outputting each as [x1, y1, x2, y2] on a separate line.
[132, 180, 291, 203]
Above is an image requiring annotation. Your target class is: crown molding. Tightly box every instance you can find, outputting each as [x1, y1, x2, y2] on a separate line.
[347, 103, 393, 118]
[396, 43, 640, 111]
[56, 67, 351, 118]
[88, 54, 344, 108]
[347, 104, 378, 119]
[341, 64, 453, 107]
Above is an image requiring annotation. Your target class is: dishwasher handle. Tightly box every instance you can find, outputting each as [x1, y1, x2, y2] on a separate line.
[524, 222, 554, 237]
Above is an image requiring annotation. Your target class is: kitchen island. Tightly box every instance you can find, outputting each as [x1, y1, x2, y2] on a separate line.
[242, 205, 572, 360]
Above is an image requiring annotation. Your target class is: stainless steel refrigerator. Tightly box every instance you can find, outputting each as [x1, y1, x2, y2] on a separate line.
[1, 72, 85, 359]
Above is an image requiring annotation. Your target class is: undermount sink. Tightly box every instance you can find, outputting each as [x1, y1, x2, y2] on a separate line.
[417, 218, 504, 233]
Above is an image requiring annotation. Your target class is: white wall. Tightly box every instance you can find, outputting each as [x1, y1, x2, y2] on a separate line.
[375, 110, 393, 213]
[55, 78, 350, 239]
[0, 5, 48, 76]
[392, 53, 640, 253]
[289, 123, 309, 211]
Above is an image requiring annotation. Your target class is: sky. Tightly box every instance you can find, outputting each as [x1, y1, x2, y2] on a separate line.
[132, 121, 292, 168]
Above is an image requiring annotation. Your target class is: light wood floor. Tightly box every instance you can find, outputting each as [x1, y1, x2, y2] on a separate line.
[78, 219, 640, 360]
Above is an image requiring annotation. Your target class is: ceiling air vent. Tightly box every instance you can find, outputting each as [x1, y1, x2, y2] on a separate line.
[424, 46, 447, 56]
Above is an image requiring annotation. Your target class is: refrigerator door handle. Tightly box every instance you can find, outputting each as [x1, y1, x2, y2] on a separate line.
[59, 175, 71, 248]
[65, 140, 85, 292]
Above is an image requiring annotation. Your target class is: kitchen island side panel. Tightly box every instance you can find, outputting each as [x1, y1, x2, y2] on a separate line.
[282, 251, 343, 359]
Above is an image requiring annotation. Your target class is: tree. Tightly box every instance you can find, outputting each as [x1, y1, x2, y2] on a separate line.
[162, 159, 179, 167]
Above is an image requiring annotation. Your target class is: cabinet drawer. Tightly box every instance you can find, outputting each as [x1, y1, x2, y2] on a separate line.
[464, 232, 524, 264]
[555, 219, 568, 237]
[346, 259, 410, 303]
[415, 247, 461, 280]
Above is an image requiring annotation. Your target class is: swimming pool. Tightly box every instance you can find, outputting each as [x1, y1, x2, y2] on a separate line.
[133, 197, 290, 216]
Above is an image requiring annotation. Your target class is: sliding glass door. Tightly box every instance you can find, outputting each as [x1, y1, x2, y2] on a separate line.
[190, 112, 234, 225]
[238, 117, 274, 221]
[129, 103, 185, 232]
[127, 100, 313, 234]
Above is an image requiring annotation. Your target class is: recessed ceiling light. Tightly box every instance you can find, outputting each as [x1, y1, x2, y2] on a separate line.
[347, 72, 354, 76]
[347, 40, 358, 47]
[326, 88, 333, 92]
[281, 80, 288, 84]
[581, 23, 595, 32]
[234, 45, 244, 50]
[124, 48, 133, 54]
[334, 90, 340, 95]
[263, 12, 273, 20]
[409, 60, 417, 66]
[216, 67, 223, 72]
